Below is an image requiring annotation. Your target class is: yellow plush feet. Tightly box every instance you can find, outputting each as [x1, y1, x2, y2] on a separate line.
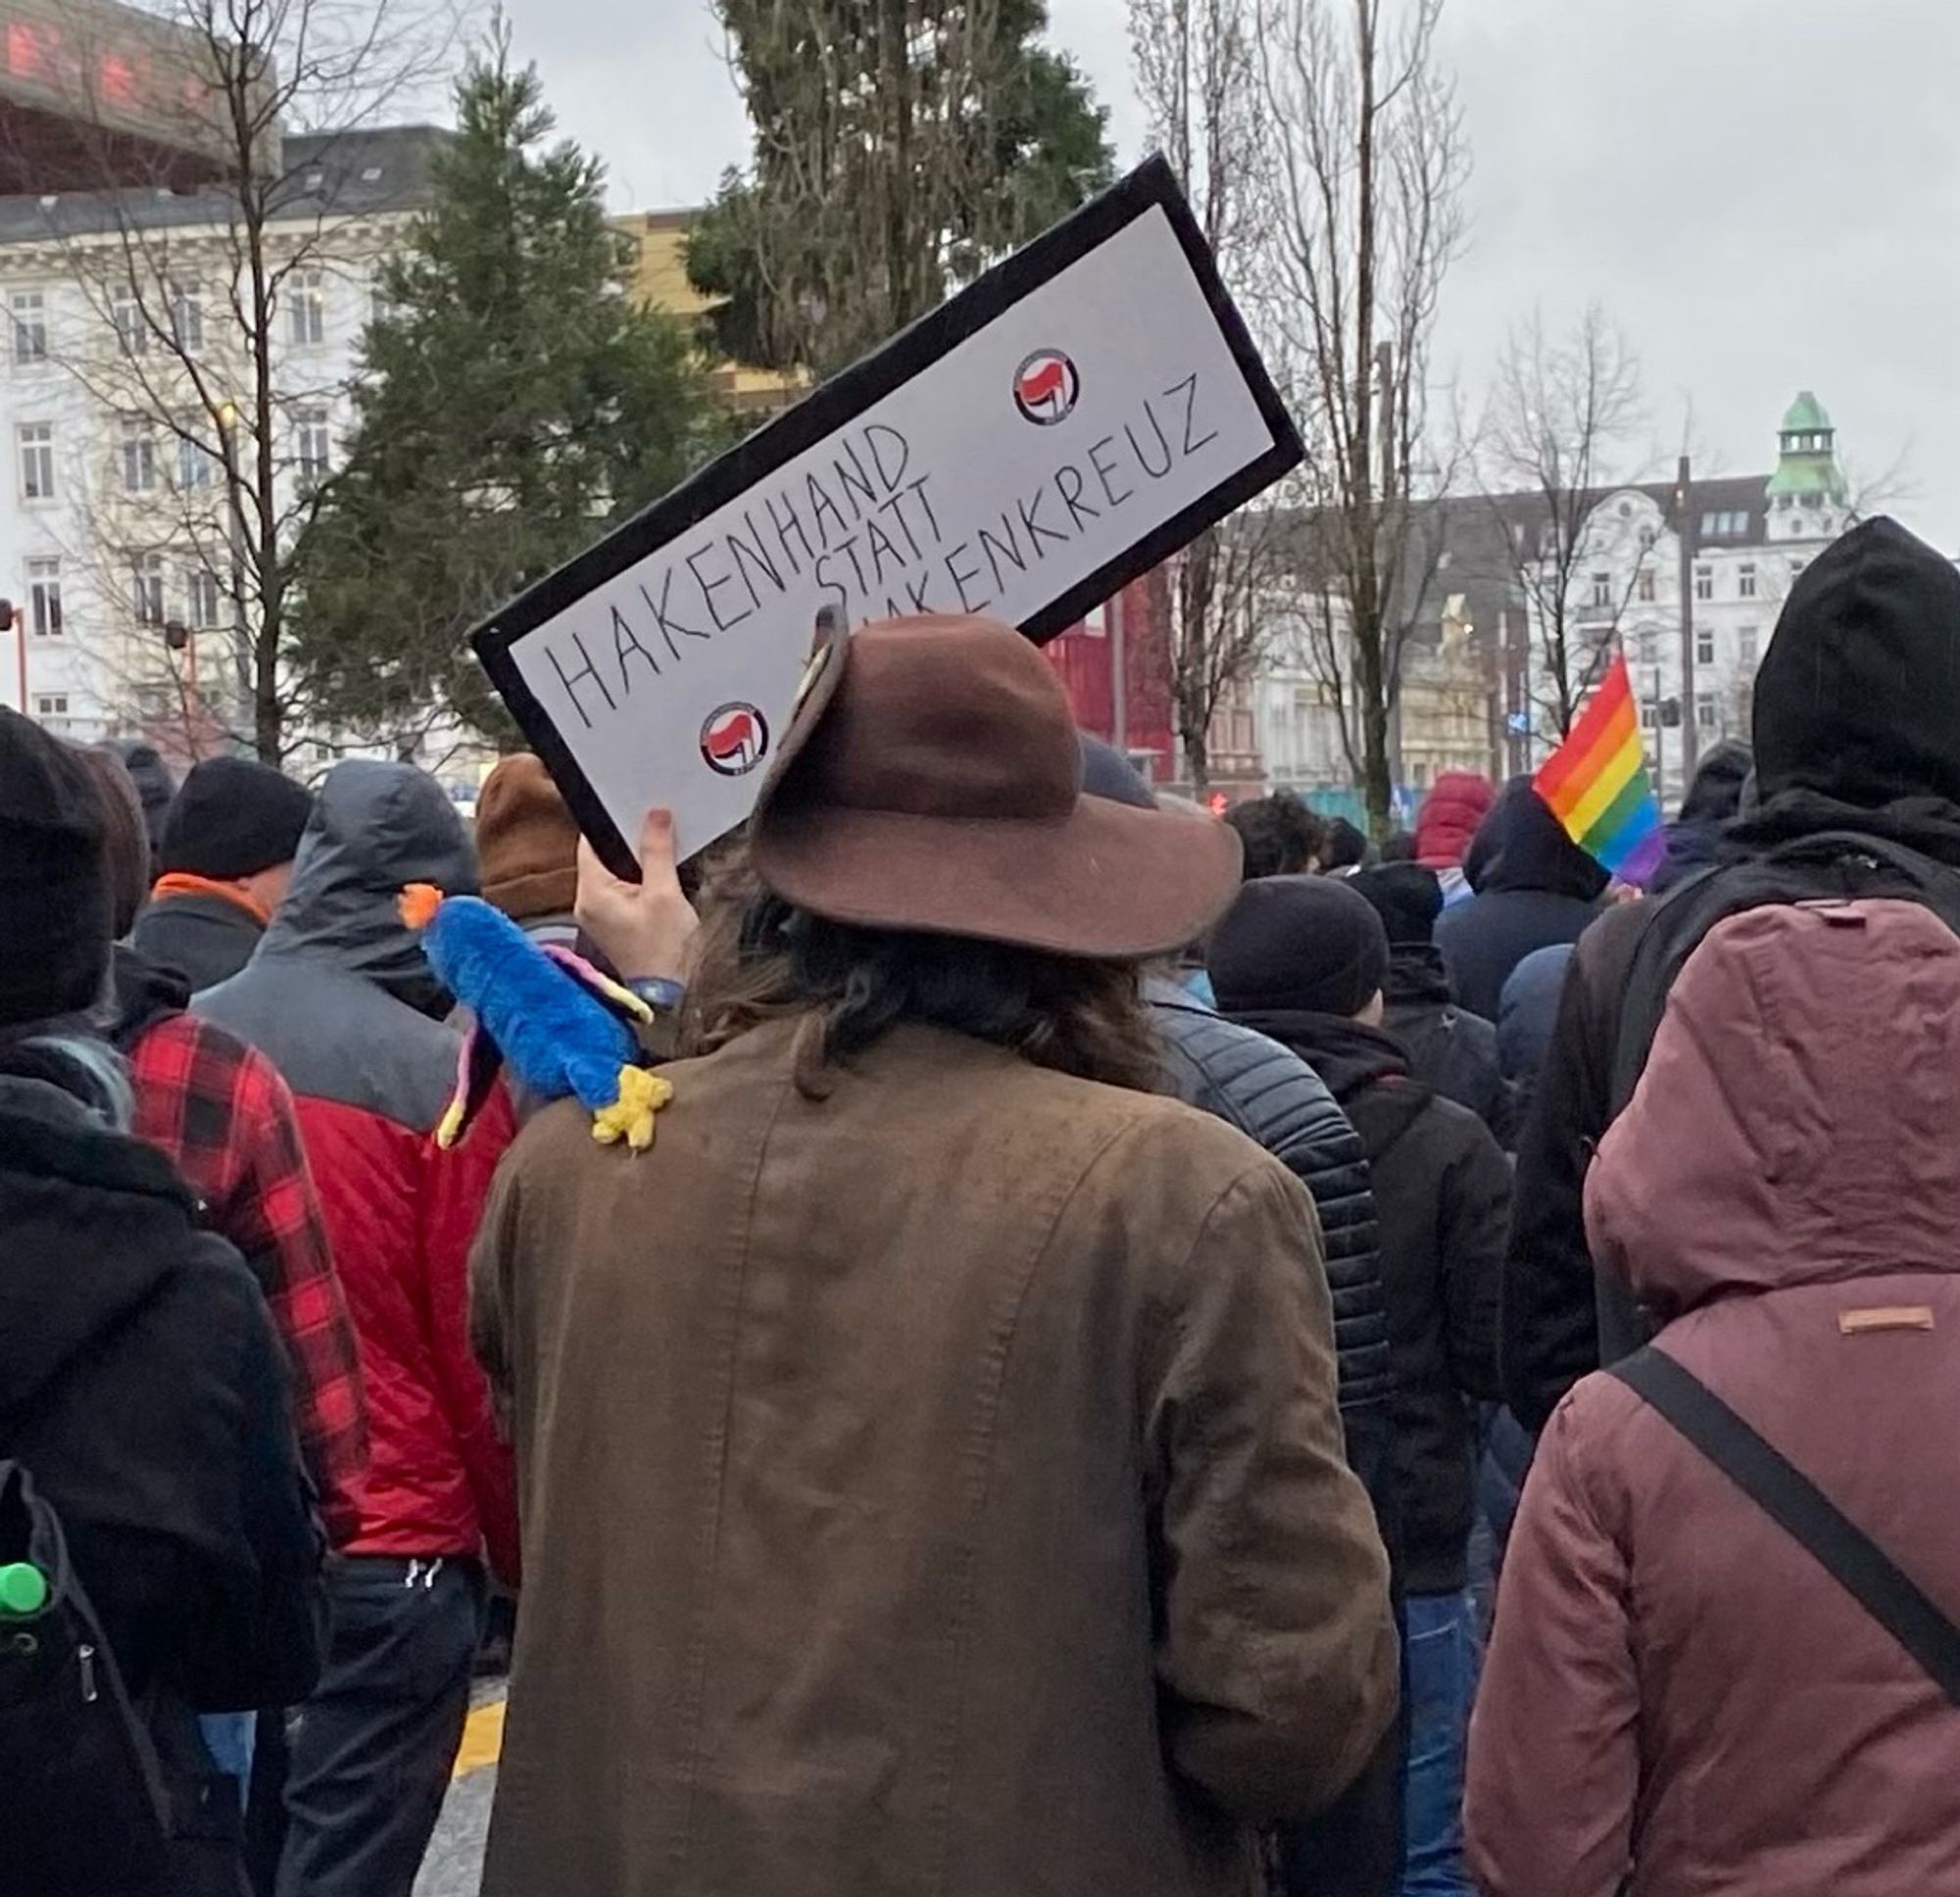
[590, 1064, 674, 1152]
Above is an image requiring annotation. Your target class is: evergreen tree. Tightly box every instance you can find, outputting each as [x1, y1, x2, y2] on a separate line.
[687, 0, 1112, 378]
[294, 33, 724, 744]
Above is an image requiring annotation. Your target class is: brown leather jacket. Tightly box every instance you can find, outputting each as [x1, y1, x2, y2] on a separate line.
[473, 1015, 1396, 1897]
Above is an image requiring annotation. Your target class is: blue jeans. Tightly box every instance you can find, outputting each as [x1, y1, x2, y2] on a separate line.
[1400, 1587, 1481, 1897]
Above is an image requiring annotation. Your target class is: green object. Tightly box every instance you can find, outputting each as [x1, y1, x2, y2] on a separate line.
[0, 1562, 46, 1617]
[1766, 388, 1847, 503]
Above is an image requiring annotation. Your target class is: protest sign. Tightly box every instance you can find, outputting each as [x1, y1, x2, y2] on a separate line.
[472, 154, 1302, 871]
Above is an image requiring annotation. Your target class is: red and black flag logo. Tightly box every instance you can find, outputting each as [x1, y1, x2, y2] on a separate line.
[1012, 349, 1080, 426]
[699, 702, 770, 776]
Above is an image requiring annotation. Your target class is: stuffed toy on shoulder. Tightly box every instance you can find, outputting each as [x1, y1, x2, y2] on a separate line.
[398, 884, 672, 1152]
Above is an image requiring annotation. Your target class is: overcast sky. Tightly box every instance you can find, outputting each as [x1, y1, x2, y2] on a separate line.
[512, 0, 1960, 549]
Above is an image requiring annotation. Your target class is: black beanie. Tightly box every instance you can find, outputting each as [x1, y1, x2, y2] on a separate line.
[1349, 862, 1446, 946]
[1207, 873, 1390, 1017]
[160, 756, 315, 880]
[0, 707, 112, 1026]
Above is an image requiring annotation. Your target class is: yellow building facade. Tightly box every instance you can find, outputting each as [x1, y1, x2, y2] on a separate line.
[612, 209, 806, 417]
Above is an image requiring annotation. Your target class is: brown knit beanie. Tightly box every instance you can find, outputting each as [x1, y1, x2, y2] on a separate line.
[476, 754, 579, 922]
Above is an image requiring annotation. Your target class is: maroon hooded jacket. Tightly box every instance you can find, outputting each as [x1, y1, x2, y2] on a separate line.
[1467, 900, 1960, 1896]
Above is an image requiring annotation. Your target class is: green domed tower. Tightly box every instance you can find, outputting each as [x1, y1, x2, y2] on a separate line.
[1765, 391, 1847, 540]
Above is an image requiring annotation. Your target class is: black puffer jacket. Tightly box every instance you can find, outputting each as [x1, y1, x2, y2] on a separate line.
[1148, 980, 1392, 1499]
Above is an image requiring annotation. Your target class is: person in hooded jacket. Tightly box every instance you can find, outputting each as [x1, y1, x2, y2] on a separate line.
[0, 708, 321, 1897]
[1412, 774, 1493, 908]
[1433, 778, 1605, 1022]
[1648, 740, 1751, 894]
[1209, 874, 1509, 1897]
[1468, 900, 1960, 1896]
[1350, 863, 1509, 1145]
[1504, 517, 1960, 1435]
[199, 759, 518, 1897]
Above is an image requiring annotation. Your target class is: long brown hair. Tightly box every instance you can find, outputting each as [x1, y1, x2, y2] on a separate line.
[684, 850, 1163, 1094]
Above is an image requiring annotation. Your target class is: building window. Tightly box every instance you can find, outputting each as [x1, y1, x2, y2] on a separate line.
[33, 693, 69, 720]
[1639, 702, 1656, 730]
[130, 553, 166, 627]
[1739, 561, 1757, 599]
[293, 407, 331, 494]
[287, 269, 326, 346]
[120, 414, 157, 493]
[1739, 626, 1758, 665]
[171, 280, 203, 354]
[1790, 558, 1807, 576]
[1587, 570, 1611, 608]
[1637, 567, 1655, 604]
[112, 289, 147, 357]
[1693, 564, 1713, 602]
[10, 290, 46, 365]
[176, 420, 215, 492]
[1695, 629, 1715, 667]
[1637, 630, 1658, 665]
[1801, 491, 1822, 509]
[185, 563, 223, 629]
[1696, 699, 1717, 732]
[26, 556, 61, 636]
[18, 421, 54, 501]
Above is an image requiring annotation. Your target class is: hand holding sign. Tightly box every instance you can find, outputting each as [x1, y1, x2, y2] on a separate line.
[575, 808, 700, 986]
[473, 155, 1301, 873]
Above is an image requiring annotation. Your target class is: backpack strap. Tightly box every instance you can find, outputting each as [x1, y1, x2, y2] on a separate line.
[1610, 1347, 1960, 1709]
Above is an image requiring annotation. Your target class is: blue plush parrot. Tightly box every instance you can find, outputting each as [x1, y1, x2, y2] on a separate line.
[397, 884, 672, 1152]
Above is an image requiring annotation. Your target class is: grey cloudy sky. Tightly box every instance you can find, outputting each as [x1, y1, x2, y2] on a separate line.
[512, 0, 1960, 548]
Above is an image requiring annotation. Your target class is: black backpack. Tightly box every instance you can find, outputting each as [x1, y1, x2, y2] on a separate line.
[1594, 829, 1960, 1361]
[0, 1461, 172, 1891]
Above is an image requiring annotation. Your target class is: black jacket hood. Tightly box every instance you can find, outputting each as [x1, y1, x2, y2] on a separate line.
[1463, 776, 1609, 901]
[259, 760, 476, 1002]
[1752, 517, 1960, 813]
[0, 1076, 195, 1413]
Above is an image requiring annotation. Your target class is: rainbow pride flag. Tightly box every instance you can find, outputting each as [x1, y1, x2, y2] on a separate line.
[1533, 654, 1667, 885]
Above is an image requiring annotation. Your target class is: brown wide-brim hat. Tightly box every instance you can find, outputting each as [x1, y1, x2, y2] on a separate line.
[750, 614, 1242, 960]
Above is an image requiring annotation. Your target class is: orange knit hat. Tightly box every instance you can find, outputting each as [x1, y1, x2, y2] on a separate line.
[475, 754, 580, 923]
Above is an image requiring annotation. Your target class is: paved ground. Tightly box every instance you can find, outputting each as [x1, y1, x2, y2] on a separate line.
[415, 1690, 503, 1897]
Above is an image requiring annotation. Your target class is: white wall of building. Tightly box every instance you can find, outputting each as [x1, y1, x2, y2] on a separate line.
[0, 214, 398, 754]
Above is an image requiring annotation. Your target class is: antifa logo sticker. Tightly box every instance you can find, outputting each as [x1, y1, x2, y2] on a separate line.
[699, 702, 770, 777]
[1012, 349, 1080, 426]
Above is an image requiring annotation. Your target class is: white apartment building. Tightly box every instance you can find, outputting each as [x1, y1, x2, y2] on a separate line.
[1250, 393, 1855, 815]
[0, 122, 442, 765]
[1524, 393, 1851, 805]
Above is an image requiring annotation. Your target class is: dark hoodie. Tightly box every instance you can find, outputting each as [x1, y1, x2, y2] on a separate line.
[1505, 516, 1960, 1434]
[1650, 741, 1752, 894]
[1434, 777, 1606, 1020]
[0, 1065, 321, 1880]
[1217, 1008, 1510, 1595]
[198, 762, 519, 1577]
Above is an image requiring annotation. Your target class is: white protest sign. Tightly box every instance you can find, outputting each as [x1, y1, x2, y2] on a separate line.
[473, 156, 1300, 871]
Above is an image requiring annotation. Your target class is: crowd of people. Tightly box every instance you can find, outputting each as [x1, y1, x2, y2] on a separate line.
[4, 513, 1959, 1897]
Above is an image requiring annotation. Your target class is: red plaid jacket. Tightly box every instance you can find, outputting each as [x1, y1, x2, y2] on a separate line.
[129, 1012, 369, 1546]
